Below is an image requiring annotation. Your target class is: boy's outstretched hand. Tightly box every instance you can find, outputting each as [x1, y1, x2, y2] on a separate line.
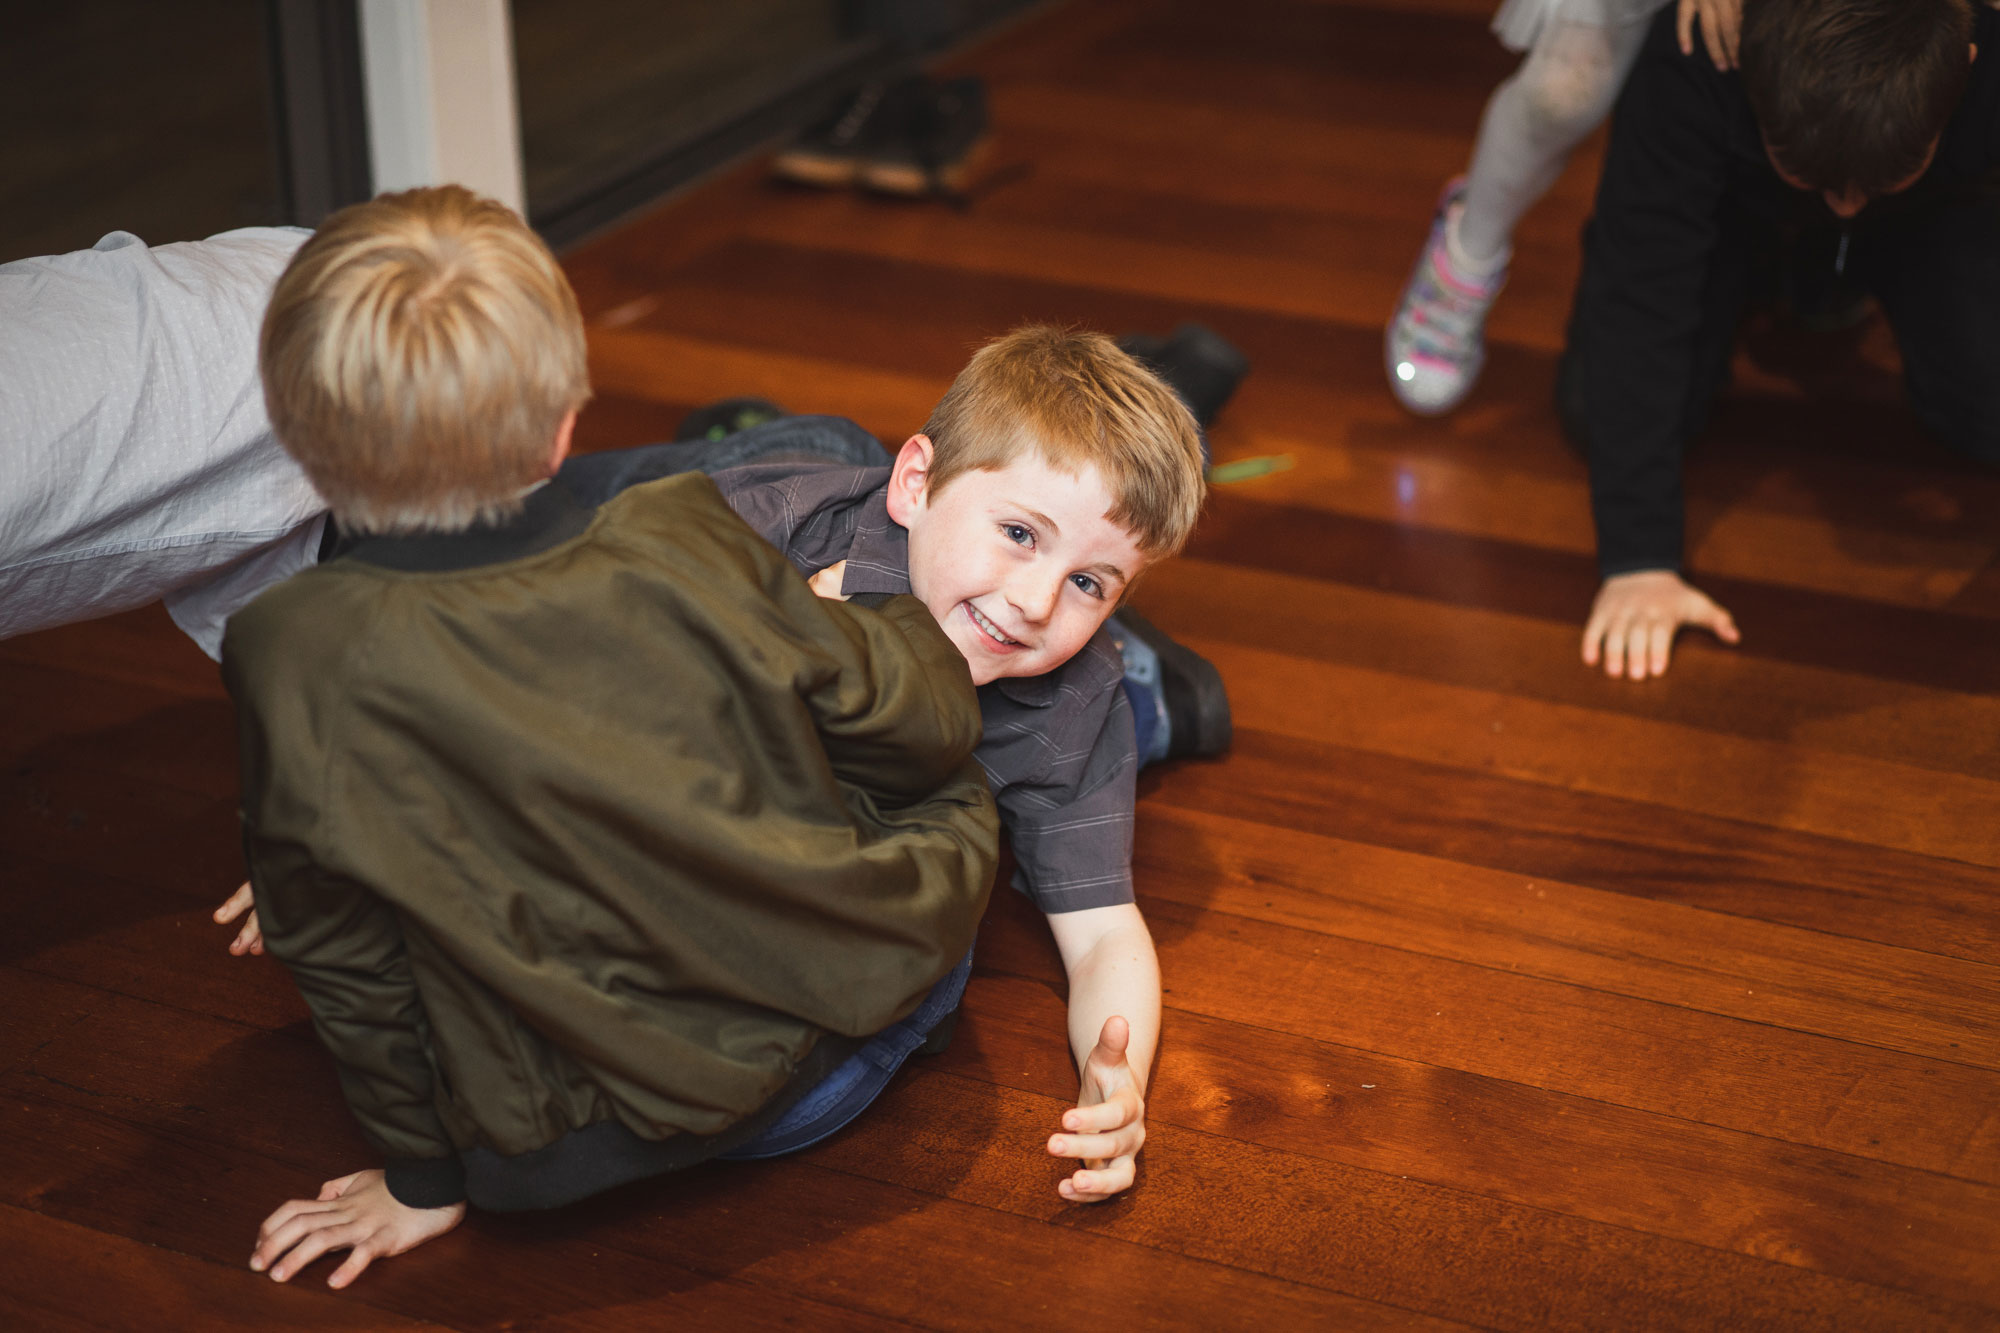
[1582, 569, 1739, 681]
[1049, 1015, 1147, 1202]
[214, 881, 264, 955]
[251, 1169, 464, 1288]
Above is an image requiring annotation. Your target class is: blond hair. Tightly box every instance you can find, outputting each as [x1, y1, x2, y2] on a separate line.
[922, 326, 1206, 558]
[260, 186, 591, 534]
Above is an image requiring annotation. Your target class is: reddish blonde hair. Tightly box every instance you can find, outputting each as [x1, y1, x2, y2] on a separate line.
[922, 326, 1206, 558]
[261, 186, 590, 534]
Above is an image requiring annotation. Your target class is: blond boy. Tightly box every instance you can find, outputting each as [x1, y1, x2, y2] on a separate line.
[229, 187, 998, 1285]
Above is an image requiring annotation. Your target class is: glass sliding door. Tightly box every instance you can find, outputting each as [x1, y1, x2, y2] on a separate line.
[512, 0, 858, 227]
[0, 1, 289, 264]
[510, 0, 1034, 245]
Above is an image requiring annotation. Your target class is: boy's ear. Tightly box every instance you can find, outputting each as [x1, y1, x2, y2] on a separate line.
[549, 409, 578, 475]
[885, 434, 935, 526]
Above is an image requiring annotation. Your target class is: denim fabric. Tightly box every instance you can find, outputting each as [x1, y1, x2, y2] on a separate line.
[721, 946, 974, 1160]
[1110, 614, 1172, 765]
[555, 415, 893, 506]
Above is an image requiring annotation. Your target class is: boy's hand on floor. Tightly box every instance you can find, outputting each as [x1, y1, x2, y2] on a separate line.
[1582, 569, 1740, 681]
[1050, 1015, 1146, 1203]
[213, 881, 264, 955]
[808, 559, 850, 600]
[250, 1168, 464, 1288]
[1676, 0, 1741, 70]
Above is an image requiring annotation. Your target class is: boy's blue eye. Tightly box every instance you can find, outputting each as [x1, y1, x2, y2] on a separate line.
[1003, 522, 1033, 548]
[1071, 573, 1103, 599]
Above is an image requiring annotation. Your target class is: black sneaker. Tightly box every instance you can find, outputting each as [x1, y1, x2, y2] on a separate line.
[774, 77, 932, 188]
[859, 76, 991, 197]
[674, 397, 789, 444]
[1115, 608, 1232, 759]
[1117, 323, 1250, 432]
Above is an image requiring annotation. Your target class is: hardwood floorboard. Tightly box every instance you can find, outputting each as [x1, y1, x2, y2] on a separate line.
[942, 969, 2000, 1310]
[824, 1068, 1984, 1333]
[0, 1087, 913, 1333]
[0, 660, 235, 782]
[1212, 429, 1999, 611]
[1, 770, 239, 909]
[1188, 491, 2000, 692]
[0, 1202, 442, 1332]
[1193, 638, 2000, 865]
[1127, 807, 2000, 1067]
[1017, 895, 2000, 1182]
[570, 392, 695, 457]
[4, 856, 304, 1026]
[17, 943, 1974, 1332]
[8, 0, 1998, 1324]
[0, 971, 1410, 1332]
[1137, 560, 2000, 781]
[1146, 731, 2000, 961]
[0, 603, 224, 697]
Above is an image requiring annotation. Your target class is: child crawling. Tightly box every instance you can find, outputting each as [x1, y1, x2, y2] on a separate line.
[229, 187, 1214, 1286]
[228, 187, 998, 1284]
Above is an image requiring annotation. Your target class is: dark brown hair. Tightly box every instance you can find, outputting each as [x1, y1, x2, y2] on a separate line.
[1740, 0, 1974, 197]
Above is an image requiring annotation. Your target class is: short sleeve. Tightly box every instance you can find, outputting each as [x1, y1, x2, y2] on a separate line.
[984, 667, 1138, 914]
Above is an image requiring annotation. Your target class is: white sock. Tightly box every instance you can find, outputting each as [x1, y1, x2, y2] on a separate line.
[1456, 18, 1651, 272]
[1445, 203, 1508, 282]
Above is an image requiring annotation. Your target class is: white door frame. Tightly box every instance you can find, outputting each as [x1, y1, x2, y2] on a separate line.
[357, 0, 526, 214]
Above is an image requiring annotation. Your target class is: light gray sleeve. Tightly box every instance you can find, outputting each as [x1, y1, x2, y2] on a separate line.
[0, 226, 326, 654]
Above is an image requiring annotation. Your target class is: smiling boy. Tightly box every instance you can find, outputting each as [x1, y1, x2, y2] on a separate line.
[701, 326, 1213, 1201]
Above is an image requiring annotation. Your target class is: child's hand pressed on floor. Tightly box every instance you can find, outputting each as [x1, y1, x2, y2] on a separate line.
[250, 1168, 464, 1288]
[1049, 1015, 1147, 1203]
[213, 881, 264, 955]
[1676, 0, 1742, 70]
[1582, 569, 1740, 681]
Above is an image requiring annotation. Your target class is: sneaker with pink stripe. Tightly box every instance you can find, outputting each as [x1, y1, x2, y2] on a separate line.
[1385, 178, 1508, 417]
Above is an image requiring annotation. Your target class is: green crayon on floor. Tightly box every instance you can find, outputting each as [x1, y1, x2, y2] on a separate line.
[1205, 454, 1296, 484]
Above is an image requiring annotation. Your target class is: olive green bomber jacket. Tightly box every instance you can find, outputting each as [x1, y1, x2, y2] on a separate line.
[223, 472, 997, 1210]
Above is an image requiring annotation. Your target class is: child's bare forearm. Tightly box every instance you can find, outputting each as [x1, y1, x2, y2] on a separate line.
[1049, 903, 1160, 1090]
[1044, 903, 1158, 1201]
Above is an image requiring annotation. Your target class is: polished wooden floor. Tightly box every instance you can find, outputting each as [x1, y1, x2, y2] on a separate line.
[5, 0, 1999, 1328]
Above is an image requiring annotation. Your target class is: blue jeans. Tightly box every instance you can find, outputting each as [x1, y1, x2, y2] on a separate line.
[722, 947, 974, 1159]
[1113, 619, 1172, 765]
[555, 414, 892, 506]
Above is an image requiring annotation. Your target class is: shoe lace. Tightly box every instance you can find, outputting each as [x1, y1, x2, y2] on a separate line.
[830, 83, 885, 147]
[1404, 243, 1498, 359]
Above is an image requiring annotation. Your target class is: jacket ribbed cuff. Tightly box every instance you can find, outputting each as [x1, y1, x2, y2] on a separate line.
[384, 1155, 466, 1209]
[1597, 557, 1681, 580]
